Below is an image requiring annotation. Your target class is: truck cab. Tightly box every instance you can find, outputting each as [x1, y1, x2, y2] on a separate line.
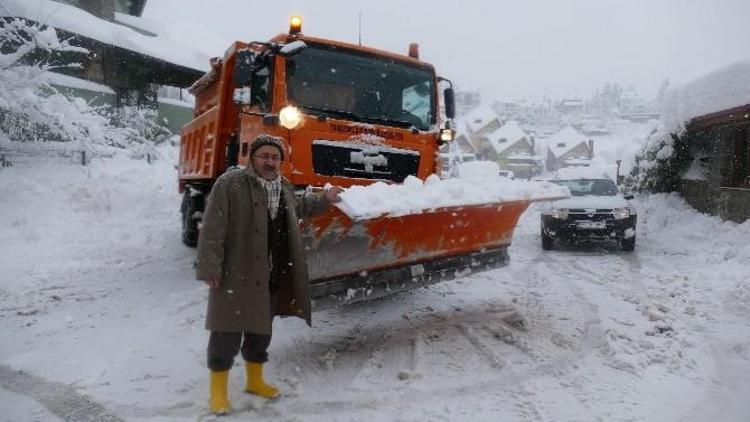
[179, 18, 455, 246]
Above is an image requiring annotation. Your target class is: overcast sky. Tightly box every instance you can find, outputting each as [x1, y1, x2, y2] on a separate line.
[143, 0, 749, 103]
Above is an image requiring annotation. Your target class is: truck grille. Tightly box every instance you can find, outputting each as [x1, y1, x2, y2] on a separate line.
[311, 140, 420, 182]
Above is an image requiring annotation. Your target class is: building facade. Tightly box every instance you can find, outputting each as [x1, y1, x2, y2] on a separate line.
[677, 104, 750, 222]
[3, 0, 204, 133]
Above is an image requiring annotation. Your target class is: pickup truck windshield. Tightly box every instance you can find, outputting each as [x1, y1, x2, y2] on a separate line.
[286, 45, 434, 131]
[553, 179, 619, 196]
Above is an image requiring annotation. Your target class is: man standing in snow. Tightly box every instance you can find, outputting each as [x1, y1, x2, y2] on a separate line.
[196, 134, 343, 415]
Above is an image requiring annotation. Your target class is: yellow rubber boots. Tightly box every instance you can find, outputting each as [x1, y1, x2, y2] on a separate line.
[209, 370, 231, 414]
[245, 362, 280, 399]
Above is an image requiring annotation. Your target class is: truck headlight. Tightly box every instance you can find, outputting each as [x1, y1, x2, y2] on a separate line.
[551, 207, 569, 219]
[439, 128, 455, 142]
[613, 207, 630, 220]
[279, 105, 302, 129]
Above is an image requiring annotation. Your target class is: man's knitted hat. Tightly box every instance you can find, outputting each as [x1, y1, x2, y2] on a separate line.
[249, 134, 285, 160]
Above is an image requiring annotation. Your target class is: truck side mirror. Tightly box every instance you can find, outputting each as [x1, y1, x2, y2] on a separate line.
[234, 49, 255, 87]
[444, 87, 455, 119]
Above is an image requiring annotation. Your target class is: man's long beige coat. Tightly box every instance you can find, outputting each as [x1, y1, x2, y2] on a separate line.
[195, 166, 329, 334]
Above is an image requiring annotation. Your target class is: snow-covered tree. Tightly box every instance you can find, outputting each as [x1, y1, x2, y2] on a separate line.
[625, 124, 691, 193]
[588, 82, 624, 115]
[0, 17, 171, 150]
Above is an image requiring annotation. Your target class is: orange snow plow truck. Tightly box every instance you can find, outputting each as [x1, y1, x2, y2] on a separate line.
[180, 18, 534, 309]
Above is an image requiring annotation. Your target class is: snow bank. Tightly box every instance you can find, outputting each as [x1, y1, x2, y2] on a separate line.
[637, 193, 750, 265]
[0, 144, 181, 291]
[336, 163, 569, 220]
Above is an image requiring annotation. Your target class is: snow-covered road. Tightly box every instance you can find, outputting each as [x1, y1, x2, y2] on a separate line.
[1, 153, 749, 421]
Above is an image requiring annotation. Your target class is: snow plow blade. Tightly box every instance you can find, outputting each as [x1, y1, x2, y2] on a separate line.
[303, 199, 537, 310]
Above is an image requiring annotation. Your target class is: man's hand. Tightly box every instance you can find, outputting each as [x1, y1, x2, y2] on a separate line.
[325, 186, 344, 203]
[205, 276, 221, 289]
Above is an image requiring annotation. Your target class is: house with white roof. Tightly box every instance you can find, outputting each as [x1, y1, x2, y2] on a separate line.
[457, 105, 504, 160]
[464, 105, 503, 138]
[2, 0, 207, 132]
[484, 121, 542, 178]
[545, 126, 593, 171]
[658, 57, 750, 222]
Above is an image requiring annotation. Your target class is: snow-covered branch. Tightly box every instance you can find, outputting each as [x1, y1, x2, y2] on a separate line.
[0, 17, 171, 150]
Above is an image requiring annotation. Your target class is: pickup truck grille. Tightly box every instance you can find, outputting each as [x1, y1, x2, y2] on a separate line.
[568, 209, 615, 222]
[311, 140, 420, 182]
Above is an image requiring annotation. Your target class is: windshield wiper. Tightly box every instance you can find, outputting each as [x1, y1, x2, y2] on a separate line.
[299, 105, 415, 129]
[300, 105, 365, 121]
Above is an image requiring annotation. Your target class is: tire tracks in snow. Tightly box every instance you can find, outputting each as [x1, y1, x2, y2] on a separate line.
[283, 298, 410, 394]
[0, 363, 123, 422]
[255, 238, 637, 420]
[269, 275, 601, 420]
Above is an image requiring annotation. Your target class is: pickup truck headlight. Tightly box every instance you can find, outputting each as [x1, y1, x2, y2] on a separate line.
[551, 207, 569, 219]
[613, 207, 630, 220]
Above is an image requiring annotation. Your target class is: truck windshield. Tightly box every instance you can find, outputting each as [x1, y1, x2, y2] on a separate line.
[286, 45, 434, 131]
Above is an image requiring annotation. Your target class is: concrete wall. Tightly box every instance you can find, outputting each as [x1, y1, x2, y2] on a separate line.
[678, 180, 750, 223]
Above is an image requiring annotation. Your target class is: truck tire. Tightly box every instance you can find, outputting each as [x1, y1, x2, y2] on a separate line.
[181, 189, 202, 247]
[621, 234, 636, 252]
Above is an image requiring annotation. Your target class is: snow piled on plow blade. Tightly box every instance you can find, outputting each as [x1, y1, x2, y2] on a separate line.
[335, 162, 570, 220]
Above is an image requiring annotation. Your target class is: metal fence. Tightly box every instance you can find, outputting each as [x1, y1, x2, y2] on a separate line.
[0, 145, 114, 168]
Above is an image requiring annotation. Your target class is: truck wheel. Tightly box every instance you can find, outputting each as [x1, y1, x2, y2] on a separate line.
[181, 190, 201, 247]
[621, 234, 636, 252]
[541, 226, 554, 250]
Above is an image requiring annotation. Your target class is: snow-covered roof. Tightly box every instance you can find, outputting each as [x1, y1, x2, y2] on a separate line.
[43, 72, 115, 95]
[464, 105, 501, 133]
[113, 12, 159, 36]
[546, 126, 588, 157]
[3, 0, 210, 72]
[486, 120, 530, 154]
[662, 57, 750, 132]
